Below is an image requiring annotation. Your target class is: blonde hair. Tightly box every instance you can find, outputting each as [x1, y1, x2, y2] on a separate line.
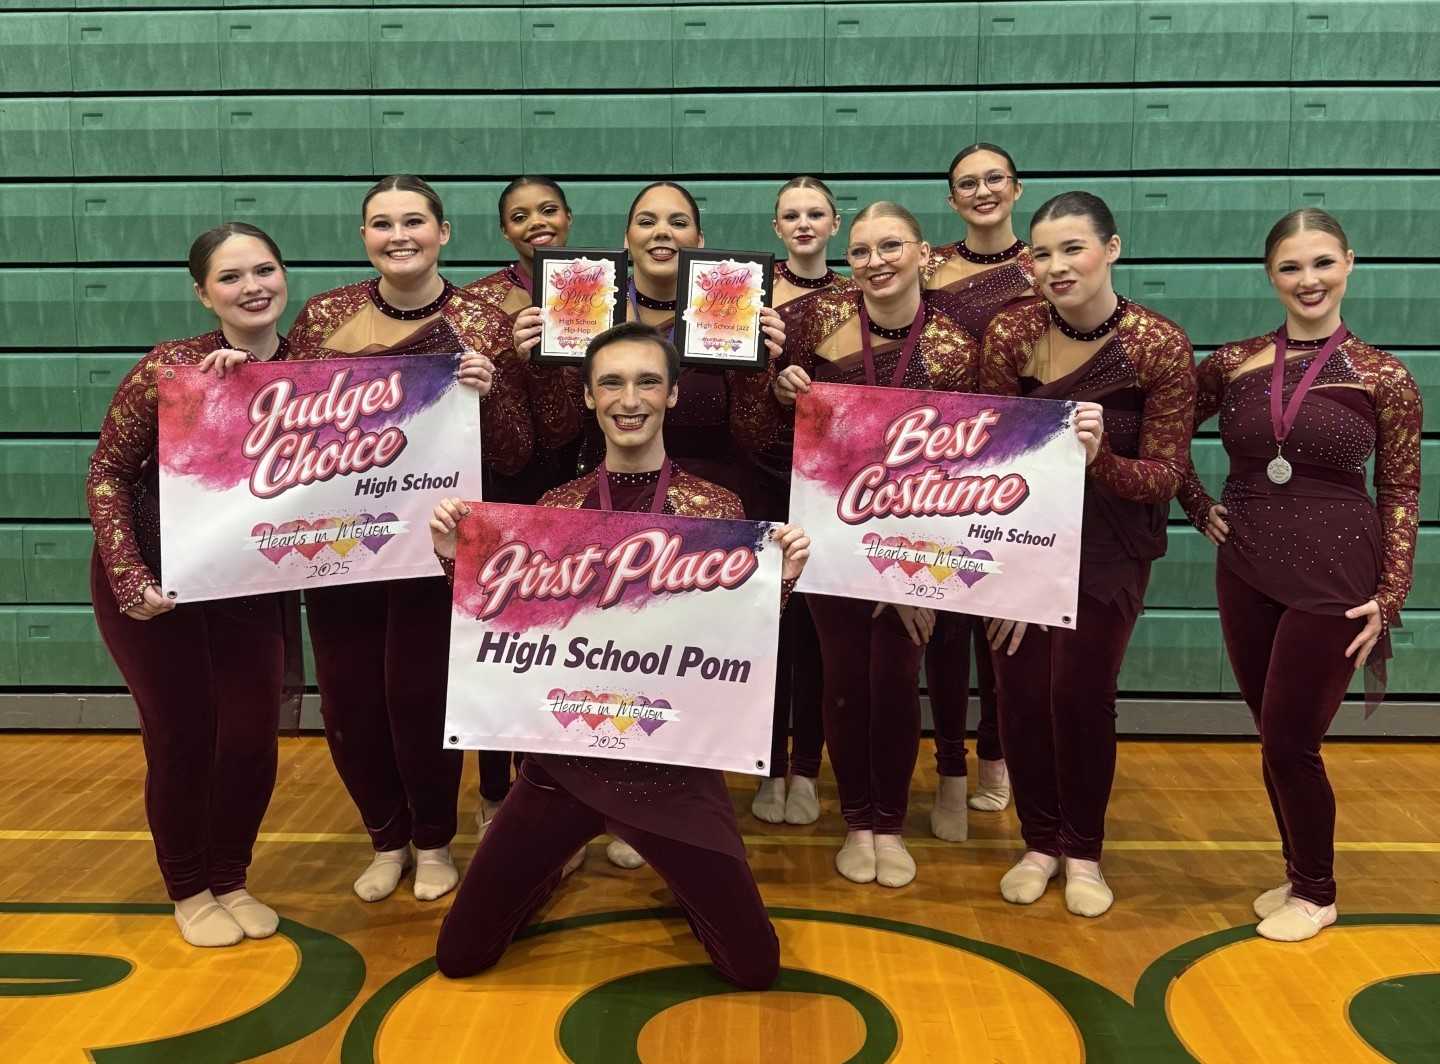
[850, 201, 923, 241]
[1264, 208, 1350, 266]
[774, 176, 838, 217]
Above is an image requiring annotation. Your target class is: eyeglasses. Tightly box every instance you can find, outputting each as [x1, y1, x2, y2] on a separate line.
[845, 239, 921, 268]
[951, 172, 1014, 198]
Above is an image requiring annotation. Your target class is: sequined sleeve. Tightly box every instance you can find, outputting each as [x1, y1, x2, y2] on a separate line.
[728, 355, 782, 454]
[85, 334, 227, 610]
[1088, 314, 1197, 504]
[977, 303, 1047, 398]
[1369, 352, 1423, 623]
[450, 295, 535, 477]
[529, 364, 584, 451]
[920, 310, 981, 393]
[1176, 343, 1251, 528]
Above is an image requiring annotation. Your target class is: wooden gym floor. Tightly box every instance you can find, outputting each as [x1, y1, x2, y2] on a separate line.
[2, 733, 1438, 1063]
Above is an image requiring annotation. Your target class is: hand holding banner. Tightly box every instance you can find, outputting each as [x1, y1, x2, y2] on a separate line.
[443, 503, 782, 775]
[789, 381, 1083, 627]
[157, 353, 484, 601]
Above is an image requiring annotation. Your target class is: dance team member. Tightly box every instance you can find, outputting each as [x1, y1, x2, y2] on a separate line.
[515, 181, 785, 867]
[286, 175, 526, 903]
[981, 192, 1196, 917]
[772, 202, 981, 888]
[88, 223, 298, 946]
[920, 143, 1037, 838]
[464, 176, 580, 830]
[1178, 209, 1421, 941]
[750, 176, 854, 826]
[429, 322, 811, 989]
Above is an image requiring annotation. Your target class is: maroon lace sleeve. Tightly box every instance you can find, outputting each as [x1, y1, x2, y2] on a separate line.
[1088, 312, 1197, 504]
[977, 303, 1047, 397]
[478, 353, 534, 477]
[1176, 343, 1253, 527]
[1369, 350, 1423, 623]
[528, 364, 584, 452]
[85, 332, 223, 610]
[727, 355, 782, 454]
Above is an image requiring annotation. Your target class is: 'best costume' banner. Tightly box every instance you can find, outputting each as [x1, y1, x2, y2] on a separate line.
[157, 353, 483, 601]
[444, 503, 782, 775]
[790, 382, 1083, 627]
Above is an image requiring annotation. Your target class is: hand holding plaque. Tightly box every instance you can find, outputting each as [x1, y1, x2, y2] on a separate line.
[529, 248, 629, 365]
[673, 249, 775, 372]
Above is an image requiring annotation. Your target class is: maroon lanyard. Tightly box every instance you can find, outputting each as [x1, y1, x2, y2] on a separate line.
[506, 263, 533, 297]
[596, 458, 672, 513]
[1270, 323, 1349, 449]
[859, 300, 926, 388]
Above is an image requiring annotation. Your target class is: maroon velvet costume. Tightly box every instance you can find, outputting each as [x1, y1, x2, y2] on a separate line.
[1178, 332, 1421, 905]
[435, 463, 788, 989]
[981, 299, 1196, 861]
[922, 244, 1040, 777]
[778, 287, 980, 833]
[88, 330, 296, 900]
[287, 279, 530, 854]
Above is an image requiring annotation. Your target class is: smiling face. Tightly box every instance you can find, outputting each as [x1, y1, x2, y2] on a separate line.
[584, 338, 678, 454]
[1267, 229, 1354, 332]
[500, 183, 572, 265]
[774, 187, 840, 258]
[626, 186, 703, 290]
[946, 149, 1022, 232]
[846, 216, 929, 302]
[193, 234, 287, 334]
[1029, 214, 1120, 313]
[361, 189, 451, 284]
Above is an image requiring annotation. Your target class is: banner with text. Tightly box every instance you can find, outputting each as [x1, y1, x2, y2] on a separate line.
[158, 353, 483, 601]
[444, 503, 781, 775]
[790, 382, 1082, 627]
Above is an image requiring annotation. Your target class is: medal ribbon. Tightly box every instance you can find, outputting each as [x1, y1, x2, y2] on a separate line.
[1270, 323, 1349, 451]
[859, 300, 927, 388]
[596, 456, 673, 514]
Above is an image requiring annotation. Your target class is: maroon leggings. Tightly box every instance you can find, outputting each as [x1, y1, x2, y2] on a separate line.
[925, 613, 1002, 777]
[1217, 562, 1360, 907]
[806, 595, 924, 834]
[477, 750, 524, 803]
[991, 592, 1139, 861]
[91, 553, 282, 900]
[306, 576, 461, 852]
[435, 760, 779, 990]
[768, 593, 826, 779]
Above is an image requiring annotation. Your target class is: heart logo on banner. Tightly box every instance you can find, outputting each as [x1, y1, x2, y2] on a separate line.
[331, 519, 360, 557]
[637, 699, 670, 735]
[359, 512, 399, 554]
[297, 517, 339, 560]
[548, 688, 580, 728]
[611, 714, 636, 734]
[917, 541, 956, 583]
[579, 690, 609, 730]
[895, 538, 926, 578]
[861, 533, 889, 573]
[955, 548, 994, 589]
[252, 523, 291, 565]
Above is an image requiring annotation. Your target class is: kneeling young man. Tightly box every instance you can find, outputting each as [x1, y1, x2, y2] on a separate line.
[430, 321, 810, 990]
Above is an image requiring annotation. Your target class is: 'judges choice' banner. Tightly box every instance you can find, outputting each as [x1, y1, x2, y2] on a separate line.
[790, 382, 1084, 628]
[444, 504, 782, 775]
[157, 353, 483, 601]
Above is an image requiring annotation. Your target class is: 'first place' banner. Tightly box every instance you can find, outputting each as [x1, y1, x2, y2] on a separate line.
[789, 382, 1083, 628]
[443, 503, 782, 776]
[157, 353, 483, 601]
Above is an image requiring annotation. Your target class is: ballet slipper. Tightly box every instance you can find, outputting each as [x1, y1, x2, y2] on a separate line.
[874, 835, 916, 888]
[929, 774, 969, 842]
[835, 830, 877, 884]
[1256, 898, 1337, 942]
[1253, 882, 1293, 921]
[214, 888, 279, 939]
[784, 775, 821, 825]
[354, 847, 413, 902]
[174, 890, 244, 948]
[606, 838, 646, 870]
[414, 846, 459, 902]
[1000, 851, 1060, 905]
[751, 777, 787, 824]
[968, 758, 1011, 812]
[1063, 858, 1113, 917]
[475, 797, 502, 839]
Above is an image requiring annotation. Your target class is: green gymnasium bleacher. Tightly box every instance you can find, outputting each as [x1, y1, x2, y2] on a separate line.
[1, 0, 1437, 712]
